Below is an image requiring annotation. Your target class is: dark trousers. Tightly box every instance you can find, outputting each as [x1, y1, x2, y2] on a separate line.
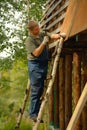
[28, 60, 48, 118]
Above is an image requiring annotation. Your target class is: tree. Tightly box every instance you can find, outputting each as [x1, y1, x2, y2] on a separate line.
[0, 0, 46, 129]
[0, 0, 46, 72]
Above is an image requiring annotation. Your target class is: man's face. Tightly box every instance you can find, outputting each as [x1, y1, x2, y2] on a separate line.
[30, 25, 40, 36]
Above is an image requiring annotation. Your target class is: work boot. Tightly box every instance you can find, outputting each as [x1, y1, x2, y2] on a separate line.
[30, 117, 44, 123]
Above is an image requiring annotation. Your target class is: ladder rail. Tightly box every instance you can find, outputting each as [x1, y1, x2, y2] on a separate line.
[66, 82, 87, 130]
[15, 80, 30, 130]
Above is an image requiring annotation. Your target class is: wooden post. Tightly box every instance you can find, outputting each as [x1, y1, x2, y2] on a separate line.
[49, 86, 54, 126]
[59, 57, 65, 129]
[54, 66, 59, 128]
[66, 82, 87, 130]
[82, 49, 87, 130]
[73, 52, 81, 130]
[65, 55, 72, 128]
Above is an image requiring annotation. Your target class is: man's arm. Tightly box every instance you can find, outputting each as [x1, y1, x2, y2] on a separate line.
[49, 33, 66, 39]
[32, 36, 49, 57]
[32, 33, 65, 57]
[50, 33, 60, 39]
[32, 43, 45, 57]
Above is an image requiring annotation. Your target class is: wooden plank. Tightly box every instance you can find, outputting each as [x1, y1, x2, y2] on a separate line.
[59, 57, 65, 129]
[41, 0, 56, 23]
[45, 0, 52, 6]
[41, 1, 68, 28]
[77, 34, 87, 42]
[61, 0, 87, 39]
[65, 55, 72, 128]
[49, 40, 59, 49]
[49, 39, 87, 50]
[41, 0, 62, 22]
[61, 48, 83, 55]
[46, 0, 62, 17]
[73, 52, 81, 130]
[49, 87, 54, 126]
[82, 49, 87, 130]
[46, 13, 65, 30]
[51, 27, 61, 34]
[66, 83, 87, 130]
[54, 67, 59, 128]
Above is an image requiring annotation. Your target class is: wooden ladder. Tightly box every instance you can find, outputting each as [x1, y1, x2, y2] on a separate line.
[33, 35, 65, 130]
[15, 34, 66, 130]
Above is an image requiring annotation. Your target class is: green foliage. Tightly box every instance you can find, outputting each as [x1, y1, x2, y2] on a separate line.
[0, 57, 13, 70]
[0, 59, 28, 129]
[0, 0, 46, 70]
[29, 0, 46, 20]
[0, 0, 46, 129]
[0, 0, 28, 60]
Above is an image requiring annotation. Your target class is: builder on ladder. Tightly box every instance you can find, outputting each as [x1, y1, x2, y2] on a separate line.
[25, 20, 60, 123]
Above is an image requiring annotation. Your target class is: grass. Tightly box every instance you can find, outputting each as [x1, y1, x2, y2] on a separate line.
[0, 116, 48, 130]
[0, 116, 32, 130]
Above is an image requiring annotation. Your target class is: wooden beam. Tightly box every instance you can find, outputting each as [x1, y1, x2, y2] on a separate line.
[82, 49, 87, 130]
[49, 37, 87, 50]
[45, 0, 52, 6]
[41, 1, 68, 28]
[54, 66, 59, 128]
[61, 0, 87, 39]
[65, 55, 72, 128]
[61, 48, 82, 56]
[59, 57, 65, 129]
[49, 86, 54, 126]
[66, 82, 87, 130]
[51, 27, 61, 34]
[46, 13, 65, 30]
[41, 0, 56, 23]
[41, 0, 62, 23]
[73, 52, 81, 130]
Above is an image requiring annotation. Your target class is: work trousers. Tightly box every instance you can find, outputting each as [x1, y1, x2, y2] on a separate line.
[28, 60, 48, 118]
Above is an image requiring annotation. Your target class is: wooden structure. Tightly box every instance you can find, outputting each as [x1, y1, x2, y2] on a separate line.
[40, 0, 87, 130]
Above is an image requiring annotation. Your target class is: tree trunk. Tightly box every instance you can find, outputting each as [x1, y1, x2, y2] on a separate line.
[59, 57, 65, 129]
[82, 49, 87, 130]
[65, 55, 72, 128]
[73, 52, 81, 130]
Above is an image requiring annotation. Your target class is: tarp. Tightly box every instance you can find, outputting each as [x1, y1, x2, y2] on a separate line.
[61, 0, 87, 40]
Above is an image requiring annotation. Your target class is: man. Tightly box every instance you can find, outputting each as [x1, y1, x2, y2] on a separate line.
[25, 20, 61, 122]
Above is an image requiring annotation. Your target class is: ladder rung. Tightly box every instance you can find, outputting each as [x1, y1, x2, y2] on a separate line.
[46, 75, 52, 80]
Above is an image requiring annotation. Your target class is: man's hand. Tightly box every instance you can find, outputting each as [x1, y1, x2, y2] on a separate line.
[42, 36, 49, 45]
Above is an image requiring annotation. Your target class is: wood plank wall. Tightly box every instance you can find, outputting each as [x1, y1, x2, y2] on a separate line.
[41, 0, 87, 129]
[48, 48, 87, 130]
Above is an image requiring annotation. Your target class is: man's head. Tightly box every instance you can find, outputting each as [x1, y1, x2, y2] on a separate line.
[27, 20, 40, 36]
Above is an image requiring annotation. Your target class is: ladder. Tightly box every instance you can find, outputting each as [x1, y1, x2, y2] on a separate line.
[66, 82, 87, 130]
[33, 35, 65, 130]
[15, 80, 30, 130]
[15, 34, 66, 130]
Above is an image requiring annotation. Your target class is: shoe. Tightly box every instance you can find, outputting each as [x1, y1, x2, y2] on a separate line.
[30, 117, 44, 123]
[38, 119, 44, 123]
[31, 117, 37, 122]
